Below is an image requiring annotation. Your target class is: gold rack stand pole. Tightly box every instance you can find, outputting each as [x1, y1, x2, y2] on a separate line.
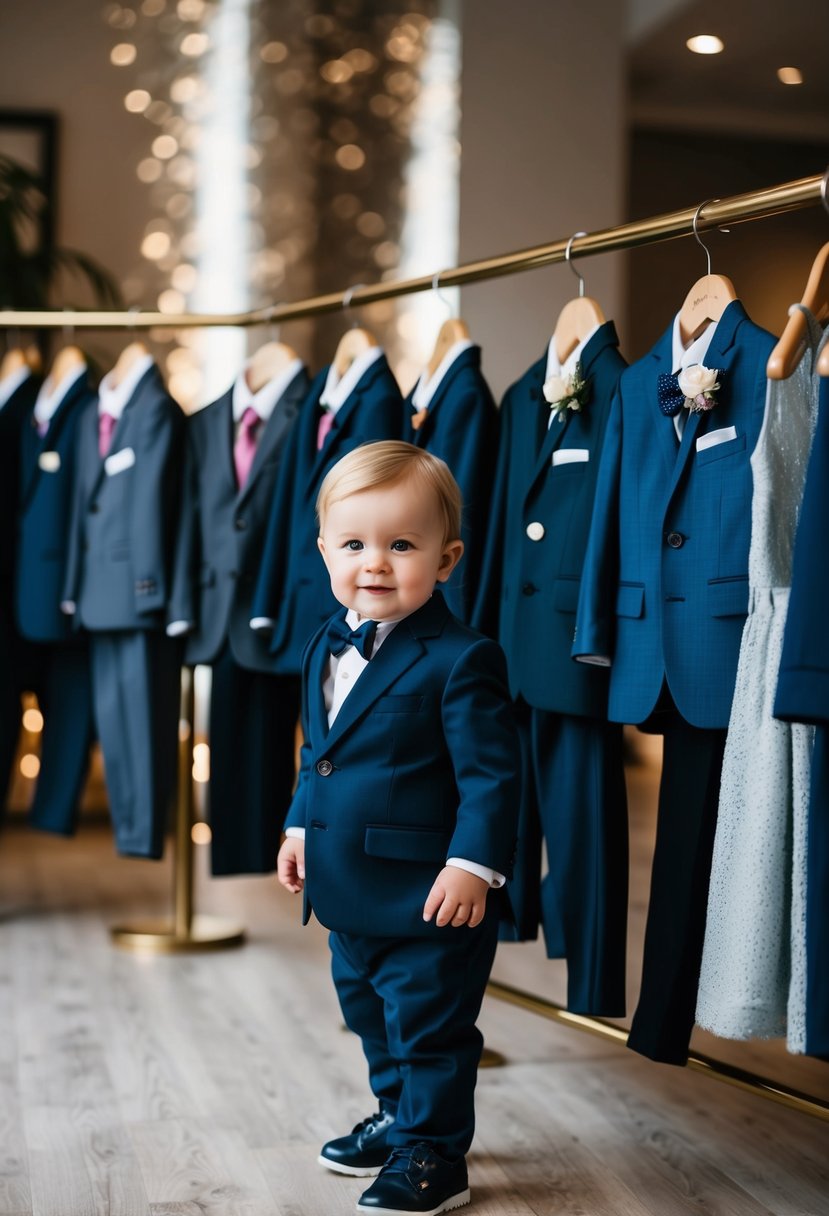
[111, 666, 246, 954]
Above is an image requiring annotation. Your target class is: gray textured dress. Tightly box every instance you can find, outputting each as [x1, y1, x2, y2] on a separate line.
[696, 306, 824, 1051]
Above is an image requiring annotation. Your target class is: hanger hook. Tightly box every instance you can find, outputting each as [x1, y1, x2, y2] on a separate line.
[265, 303, 282, 342]
[692, 199, 722, 276]
[565, 231, 588, 299]
[127, 305, 140, 333]
[62, 306, 75, 345]
[342, 283, 365, 328]
[432, 269, 454, 316]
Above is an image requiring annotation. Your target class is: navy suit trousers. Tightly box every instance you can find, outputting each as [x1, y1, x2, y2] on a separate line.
[27, 641, 94, 836]
[208, 644, 300, 875]
[329, 912, 499, 1161]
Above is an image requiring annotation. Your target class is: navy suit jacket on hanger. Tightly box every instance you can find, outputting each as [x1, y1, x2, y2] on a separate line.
[169, 368, 308, 670]
[16, 373, 97, 642]
[251, 353, 402, 674]
[574, 300, 775, 729]
[1, 375, 39, 614]
[403, 345, 499, 624]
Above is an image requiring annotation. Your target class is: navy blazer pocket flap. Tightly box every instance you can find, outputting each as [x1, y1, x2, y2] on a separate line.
[615, 582, 645, 619]
[707, 576, 749, 617]
[365, 825, 450, 862]
[696, 432, 746, 466]
[553, 578, 580, 613]
[374, 695, 424, 713]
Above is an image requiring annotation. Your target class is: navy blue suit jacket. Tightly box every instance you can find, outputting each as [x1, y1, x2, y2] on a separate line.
[286, 592, 520, 938]
[403, 346, 498, 624]
[63, 366, 185, 631]
[477, 323, 625, 717]
[169, 369, 308, 670]
[251, 354, 402, 674]
[1, 374, 39, 615]
[16, 373, 97, 642]
[574, 301, 774, 729]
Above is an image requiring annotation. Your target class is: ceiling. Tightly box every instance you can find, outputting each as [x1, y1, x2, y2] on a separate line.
[629, 0, 829, 143]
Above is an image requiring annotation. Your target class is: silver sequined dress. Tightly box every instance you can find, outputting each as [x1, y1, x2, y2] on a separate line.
[696, 307, 825, 1050]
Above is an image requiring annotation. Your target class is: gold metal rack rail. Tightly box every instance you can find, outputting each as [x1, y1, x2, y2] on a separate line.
[5, 167, 829, 1121]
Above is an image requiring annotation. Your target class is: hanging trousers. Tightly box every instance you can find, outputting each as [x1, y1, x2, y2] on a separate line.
[806, 728, 829, 1058]
[208, 643, 300, 876]
[27, 641, 95, 835]
[627, 690, 727, 1064]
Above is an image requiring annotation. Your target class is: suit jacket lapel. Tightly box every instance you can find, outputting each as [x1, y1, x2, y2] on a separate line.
[235, 370, 306, 508]
[649, 323, 683, 479]
[20, 378, 91, 506]
[409, 346, 480, 447]
[308, 632, 332, 742]
[307, 356, 390, 485]
[88, 364, 158, 501]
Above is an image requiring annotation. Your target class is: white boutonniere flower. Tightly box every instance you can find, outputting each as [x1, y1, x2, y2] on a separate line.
[542, 362, 590, 422]
[677, 363, 721, 413]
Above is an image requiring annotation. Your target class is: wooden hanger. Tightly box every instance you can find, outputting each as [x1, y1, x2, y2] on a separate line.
[332, 326, 378, 377]
[553, 233, 605, 363]
[767, 243, 829, 380]
[677, 201, 737, 346]
[46, 344, 86, 390]
[245, 340, 300, 393]
[109, 340, 150, 388]
[426, 316, 470, 378]
[1, 343, 42, 380]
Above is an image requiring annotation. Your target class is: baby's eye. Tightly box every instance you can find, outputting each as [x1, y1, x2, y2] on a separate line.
[345, 540, 364, 551]
[390, 540, 412, 552]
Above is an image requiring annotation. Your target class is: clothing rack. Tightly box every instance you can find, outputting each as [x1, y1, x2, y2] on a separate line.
[5, 167, 829, 1121]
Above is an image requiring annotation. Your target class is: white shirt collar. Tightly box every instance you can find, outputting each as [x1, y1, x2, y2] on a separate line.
[98, 353, 155, 420]
[410, 339, 475, 412]
[0, 365, 31, 410]
[671, 314, 717, 374]
[232, 358, 305, 424]
[34, 363, 86, 427]
[545, 323, 600, 383]
[319, 345, 384, 415]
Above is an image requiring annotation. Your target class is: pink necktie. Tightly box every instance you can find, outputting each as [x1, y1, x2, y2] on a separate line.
[234, 406, 260, 487]
[36, 419, 49, 438]
[98, 411, 117, 458]
[316, 408, 335, 450]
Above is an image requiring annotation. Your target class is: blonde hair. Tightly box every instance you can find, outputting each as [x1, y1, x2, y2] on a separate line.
[316, 441, 462, 543]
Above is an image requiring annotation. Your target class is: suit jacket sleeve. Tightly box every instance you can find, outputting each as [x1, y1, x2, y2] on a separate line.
[167, 418, 199, 629]
[470, 386, 511, 638]
[572, 386, 622, 662]
[441, 638, 520, 875]
[131, 393, 185, 617]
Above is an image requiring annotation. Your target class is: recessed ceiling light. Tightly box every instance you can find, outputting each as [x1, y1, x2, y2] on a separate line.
[777, 66, 804, 85]
[686, 34, 725, 55]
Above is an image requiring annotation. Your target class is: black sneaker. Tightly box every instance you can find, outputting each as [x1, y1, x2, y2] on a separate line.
[356, 1143, 470, 1214]
[318, 1109, 396, 1177]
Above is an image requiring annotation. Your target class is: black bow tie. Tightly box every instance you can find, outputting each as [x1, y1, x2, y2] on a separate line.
[657, 372, 685, 417]
[325, 616, 377, 660]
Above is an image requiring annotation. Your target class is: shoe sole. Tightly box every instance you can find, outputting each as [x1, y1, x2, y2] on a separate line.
[318, 1154, 384, 1177]
[355, 1186, 471, 1215]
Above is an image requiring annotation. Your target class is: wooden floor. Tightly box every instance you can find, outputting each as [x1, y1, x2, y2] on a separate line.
[1, 744, 828, 1216]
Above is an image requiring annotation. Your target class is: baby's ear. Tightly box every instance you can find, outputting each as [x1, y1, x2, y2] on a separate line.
[436, 539, 464, 582]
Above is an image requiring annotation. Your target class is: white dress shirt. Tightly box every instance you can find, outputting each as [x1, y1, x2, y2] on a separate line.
[286, 605, 505, 889]
[33, 363, 86, 432]
[98, 352, 155, 420]
[670, 314, 717, 440]
[232, 357, 305, 431]
[0, 365, 31, 409]
[319, 344, 384, 415]
[544, 324, 600, 429]
[410, 339, 474, 414]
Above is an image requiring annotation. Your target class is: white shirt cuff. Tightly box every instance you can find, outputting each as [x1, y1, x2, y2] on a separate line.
[574, 654, 611, 667]
[60, 600, 76, 615]
[285, 827, 305, 839]
[251, 616, 277, 632]
[446, 858, 505, 889]
[166, 620, 192, 637]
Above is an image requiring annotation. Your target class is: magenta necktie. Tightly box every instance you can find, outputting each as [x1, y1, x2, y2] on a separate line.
[234, 406, 260, 487]
[98, 411, 117, 459]
[316, 408, 335, 450]
[36, 419, 49, 438]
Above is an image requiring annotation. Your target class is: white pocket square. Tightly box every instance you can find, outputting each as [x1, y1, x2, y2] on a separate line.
[696, 426, 737, 453]
[38, 451, 61, 473]
[105, 446, 136, 476]
[552, 448, 589, 466]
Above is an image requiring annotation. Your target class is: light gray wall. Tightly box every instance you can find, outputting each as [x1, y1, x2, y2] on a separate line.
[457, 0, 628, 398]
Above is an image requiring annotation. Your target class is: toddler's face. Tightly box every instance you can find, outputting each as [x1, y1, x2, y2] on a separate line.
[317, 477, 463, 621]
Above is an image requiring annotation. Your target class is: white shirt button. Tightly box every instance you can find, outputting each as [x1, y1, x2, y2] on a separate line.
[526, 521, 545, 541]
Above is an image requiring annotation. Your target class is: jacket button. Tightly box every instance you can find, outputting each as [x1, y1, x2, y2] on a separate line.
[316, 759, 333, 777]
[522, 582, 537, 596]
[666, 531, 685, 549]
[526, 521, 545, 541]
[234, 518, 247, 531]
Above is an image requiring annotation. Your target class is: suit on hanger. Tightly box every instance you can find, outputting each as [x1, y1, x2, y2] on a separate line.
[575, 300, 775, 1062]
[251, 353, 402, 674]
[16, 370, 96, 834]
[0, 372, 39, 814]
[287, 591, 520, 1160]
[774, 371, 829, 1058]
[475, 322, 628, 1015]
[403, 345, 498, 623]
[63, 364, 184, 859]
[168, 368, 308, 874]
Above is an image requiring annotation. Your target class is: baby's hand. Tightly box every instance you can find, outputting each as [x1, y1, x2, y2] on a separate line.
[277, 836, 305, 893]
[423, 866, 489, 928]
